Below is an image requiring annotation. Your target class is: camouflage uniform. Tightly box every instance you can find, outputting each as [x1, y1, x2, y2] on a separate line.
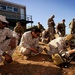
[56, 19, 66, 37]
[14, 24, 24, 34]
[41, 29, 50, 43]
[37, 22, 45, 37]
[46, 34, 72, 56]
[13, 22, 24, 45]
[44, 34, 75, 66]
[47, 37, 66, 56]
[19, 31, 43, 56]
[37, 22, 44, 32]
[69, 18, 75, 34]
[48, 15, 55, 40]
[0, 27, 16, 61]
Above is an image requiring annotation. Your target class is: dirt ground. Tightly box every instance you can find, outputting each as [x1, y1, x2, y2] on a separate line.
[0, 42, 75, 75]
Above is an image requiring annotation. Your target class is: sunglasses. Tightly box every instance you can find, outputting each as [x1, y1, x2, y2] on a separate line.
[2, 22, 7, 25]
[36, 34, 40, 36]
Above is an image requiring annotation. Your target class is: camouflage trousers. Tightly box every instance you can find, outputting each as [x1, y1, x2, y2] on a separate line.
[0, 39, 15, 62]
[48, 27, 55, 40]
[19, 46, 43, 56]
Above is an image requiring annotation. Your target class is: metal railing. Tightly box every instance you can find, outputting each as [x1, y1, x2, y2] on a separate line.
[26, 15, 32, 21]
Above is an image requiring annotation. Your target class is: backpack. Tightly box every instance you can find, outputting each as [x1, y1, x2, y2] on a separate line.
[52, 54, 64, 65]
[52, 53, 74, 66]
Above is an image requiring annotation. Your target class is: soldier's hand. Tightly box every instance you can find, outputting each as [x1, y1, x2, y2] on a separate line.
[4, 53, 12, 63]
[30, 48, 38, 53]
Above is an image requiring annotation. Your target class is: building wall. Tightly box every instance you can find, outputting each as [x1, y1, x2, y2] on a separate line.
[0, 0, 26, 19]
[0, 1, 27, 31]
[0, 10, 20, 19]
[0, 1, 33, 31]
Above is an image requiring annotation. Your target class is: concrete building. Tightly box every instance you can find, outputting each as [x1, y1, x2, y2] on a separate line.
[0, 0, 33, 31]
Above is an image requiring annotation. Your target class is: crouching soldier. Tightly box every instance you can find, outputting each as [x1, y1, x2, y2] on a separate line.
[44, 34, 75, 67]
[0, 15, 16, 63]
[19, 27, 44, 59]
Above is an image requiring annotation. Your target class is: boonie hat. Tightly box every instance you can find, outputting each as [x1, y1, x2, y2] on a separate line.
[0, 15, 9, 23]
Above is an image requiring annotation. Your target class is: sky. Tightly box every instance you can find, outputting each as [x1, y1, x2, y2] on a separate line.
[5, 0, 75, 34]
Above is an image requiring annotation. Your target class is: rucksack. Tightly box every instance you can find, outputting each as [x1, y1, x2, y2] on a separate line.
[52, 53, 74, 67]
[52, 54, 64, 65]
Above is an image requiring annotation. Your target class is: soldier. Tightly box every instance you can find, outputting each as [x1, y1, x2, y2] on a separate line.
[41, 28, 50, 43]
[0, 15, 16, 63]
[19, 27, 44, 59]
[37, 22, 45, 37]
[56, 19, 66, 37]
[14, 22, 24, 34]
[44, 34, 75, 66]
[37, 22, 44, 31]
[47, 15, 55, 40]
[69, 18, 75, 34]
[13, 22, 24, 45]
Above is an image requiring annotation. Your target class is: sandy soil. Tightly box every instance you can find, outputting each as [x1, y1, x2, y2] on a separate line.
[0, 42, 75, 75]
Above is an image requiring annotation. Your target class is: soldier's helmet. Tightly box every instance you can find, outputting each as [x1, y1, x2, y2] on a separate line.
[51, 15, 55, 18]
[16, 22, 21, 26]
[72, 18, 75, 21]
[62, 19, 65, 22]
[38, 22, 40, 24]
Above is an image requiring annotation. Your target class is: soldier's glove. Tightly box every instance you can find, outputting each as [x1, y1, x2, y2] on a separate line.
[3, 52, 12, 63]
